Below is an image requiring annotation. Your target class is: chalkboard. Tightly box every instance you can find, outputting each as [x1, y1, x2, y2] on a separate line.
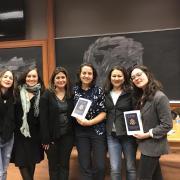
[55, 29, 180, 100]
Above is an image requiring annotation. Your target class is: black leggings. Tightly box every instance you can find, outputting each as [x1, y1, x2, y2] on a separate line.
[19, 164, 35, 180]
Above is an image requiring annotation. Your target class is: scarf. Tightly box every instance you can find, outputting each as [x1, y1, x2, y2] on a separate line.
[20, 83, 41, 137]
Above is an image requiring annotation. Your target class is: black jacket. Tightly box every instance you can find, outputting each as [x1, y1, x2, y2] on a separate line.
[0, 92, 15, 143]
[40, 89, 74, 144]
[105, 91, 134, 136]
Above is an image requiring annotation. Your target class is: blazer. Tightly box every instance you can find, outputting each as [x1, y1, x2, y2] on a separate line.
[138, 91, 172, 157]
[40, 89, 74, 144]
[105, 91, 134, 136]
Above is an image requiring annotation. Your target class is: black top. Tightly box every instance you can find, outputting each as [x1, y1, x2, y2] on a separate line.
[0, 91, 15, 143]
[40, 89, 75, 144]
[12, 96, 44, 166]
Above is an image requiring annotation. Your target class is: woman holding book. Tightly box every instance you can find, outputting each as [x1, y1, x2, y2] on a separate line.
[40, 67, 74, 180]
[0, 69, 16, 180]
[73, 63, 106, 180]
[130, 65, 172, 180]
[104, 66, 137, 180]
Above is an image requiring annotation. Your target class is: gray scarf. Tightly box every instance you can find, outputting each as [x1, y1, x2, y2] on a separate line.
[20, 83, 41, 137]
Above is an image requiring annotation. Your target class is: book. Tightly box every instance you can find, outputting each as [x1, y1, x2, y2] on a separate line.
[123, 110, 144, 135]
[71, 97, 92, 119]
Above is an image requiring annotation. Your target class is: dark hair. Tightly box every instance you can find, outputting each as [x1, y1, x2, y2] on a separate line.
[103, 65, 131, 93]
[17, 65, 45, 94]
[129, 65, 162, 108]
[48, 67, 72, 98]
[0, 68, 17, 101]
[76, 63, 97, 87]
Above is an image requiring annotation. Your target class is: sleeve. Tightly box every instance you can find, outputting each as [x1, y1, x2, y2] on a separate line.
[152, 94, 173, 139]
[40, 90, 50, 144]
[97, 87, 106, 112]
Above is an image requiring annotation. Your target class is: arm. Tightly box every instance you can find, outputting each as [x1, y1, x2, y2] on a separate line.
[133, 93, 173, 140]
[151, 94, 173, 139]
[40, 90, 51, 146]
[76, 112, 106, 126]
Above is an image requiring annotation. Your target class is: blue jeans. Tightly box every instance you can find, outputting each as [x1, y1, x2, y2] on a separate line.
[0, 135, 14, 180]
[107, 135, 137, 180]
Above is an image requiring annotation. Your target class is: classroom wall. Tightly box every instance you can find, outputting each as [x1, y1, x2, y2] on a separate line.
[26, 0, 180, 39]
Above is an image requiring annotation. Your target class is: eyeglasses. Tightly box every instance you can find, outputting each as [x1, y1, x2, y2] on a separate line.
[131, 72, 143, 81]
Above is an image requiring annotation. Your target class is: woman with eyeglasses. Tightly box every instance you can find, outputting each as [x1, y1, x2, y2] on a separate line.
[130, 65, 172, 180]
[0, 69, 16, 180]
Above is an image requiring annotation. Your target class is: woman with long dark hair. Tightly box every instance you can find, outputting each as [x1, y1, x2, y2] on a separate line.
[40, 67, 74, 180]
[130, 65, 172, 180]
[104, 65, 137, 180]
[12, 66, 44, 180]
[0, 69, 16, 180]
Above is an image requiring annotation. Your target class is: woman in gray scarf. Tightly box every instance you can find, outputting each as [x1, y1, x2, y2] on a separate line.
[11, 65, 45, 180]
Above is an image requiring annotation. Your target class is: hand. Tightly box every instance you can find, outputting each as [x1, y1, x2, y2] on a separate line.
[76, 118, 92, 126]
[42, 144, 49, 150]
[133, 132, 150, 139]
[42, 142, 54, 150]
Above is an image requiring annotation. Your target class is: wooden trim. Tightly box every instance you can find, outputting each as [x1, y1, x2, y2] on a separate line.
[47, 0, 56, 78]
[0, 39, 49, 86]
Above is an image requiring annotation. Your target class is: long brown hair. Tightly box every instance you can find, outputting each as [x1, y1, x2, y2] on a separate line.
[103, 65, 131, 94]
[130, 65, 162, 109]
[0, 68, 16, 101]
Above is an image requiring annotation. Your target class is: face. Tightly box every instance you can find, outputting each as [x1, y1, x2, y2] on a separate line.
[80, 66, 93, 86]
[0, 71, 13, 90]
[54, 72, 67, 89]
[111, 69, 124, 89]
[131, 68, 149, 89]
[26, 69, 38, 87]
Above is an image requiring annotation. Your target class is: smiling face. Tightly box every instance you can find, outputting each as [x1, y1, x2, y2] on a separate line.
[0, 71, 14, 90]
[54, 72, 67, 90]
[80, 65, 93, 87]
[131, 68, 149, 89]
[25, 69, 38, 87]
[111, 69, 125, 89]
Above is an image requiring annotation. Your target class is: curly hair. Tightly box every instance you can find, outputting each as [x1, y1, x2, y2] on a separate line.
[76, 63, 97, 87]
[130, 65, 162, 109]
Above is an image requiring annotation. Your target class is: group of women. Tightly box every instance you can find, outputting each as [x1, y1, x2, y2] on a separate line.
[0, 62, 172, 180]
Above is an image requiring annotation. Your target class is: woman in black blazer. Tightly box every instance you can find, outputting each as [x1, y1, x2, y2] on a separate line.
[130, 65, 172, 180]
[40, 67, 74, 180]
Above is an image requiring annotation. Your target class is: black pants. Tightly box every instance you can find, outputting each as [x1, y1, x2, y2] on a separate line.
[46, 133, 74, 180]
[138, 154, 163, 180]
[76, 130, 106, 180]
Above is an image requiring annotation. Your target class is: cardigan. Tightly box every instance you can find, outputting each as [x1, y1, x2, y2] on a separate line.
[40, 89, 74, 144]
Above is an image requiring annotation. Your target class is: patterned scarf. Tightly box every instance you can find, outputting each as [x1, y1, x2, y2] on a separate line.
[20, 83, 41, 137]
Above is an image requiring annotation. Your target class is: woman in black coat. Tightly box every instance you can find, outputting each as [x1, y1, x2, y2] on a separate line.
[12, 66, 44, 180]
[40, 67, 74, 180]
[0, 69, 16, 180]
